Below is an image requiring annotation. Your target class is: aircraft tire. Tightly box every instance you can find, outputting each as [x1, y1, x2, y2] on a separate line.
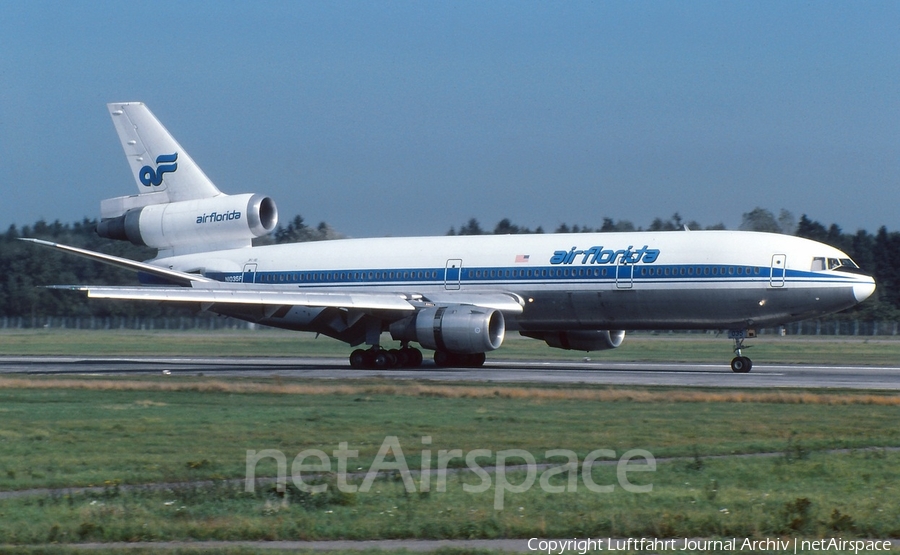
[730, 356, 752, 373]
[349, 349, 366, 369]
[373, 350, 392, 368]
[468, 352, 486, 368]
[391, 348, 408, 367]
[433, 351, 485, 368]
[433, 350, 450, 367]
[403, 347, 423, 368]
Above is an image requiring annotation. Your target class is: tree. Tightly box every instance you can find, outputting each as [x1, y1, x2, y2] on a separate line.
[739, 207, 779, 232]
[797, 215, 829, 242]
[457, 218, 484, 235]
[778, 209, 797, 235]
[274, 215, 311, 243]
[493, 219, 520, 235]
[272, 215, 344, 243]
[600, 218, 635, 232]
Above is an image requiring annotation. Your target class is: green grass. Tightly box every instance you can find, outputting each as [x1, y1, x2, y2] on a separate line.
[0, 380, 899, 491]
[3, 329, 900, 365]
[0, 450, 897, 543]
[0, 375, 898, 544]
[0, 379, 897, 542]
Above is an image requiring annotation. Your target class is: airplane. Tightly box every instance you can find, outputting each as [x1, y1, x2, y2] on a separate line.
[23, 102, 876, 373]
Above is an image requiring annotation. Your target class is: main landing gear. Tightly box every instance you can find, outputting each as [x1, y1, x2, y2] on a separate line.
[349, 345, 424, 369]
[348, 345, 488, 369]
[433, 351, 486, 368]
[728, 329, 755, 373]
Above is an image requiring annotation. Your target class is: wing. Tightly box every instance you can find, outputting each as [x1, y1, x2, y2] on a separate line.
[24, 238, 524, 314]
[49, 284, 417, 312]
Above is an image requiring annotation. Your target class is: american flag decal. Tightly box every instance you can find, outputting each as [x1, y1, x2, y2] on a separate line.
[515, 254, 530, 263]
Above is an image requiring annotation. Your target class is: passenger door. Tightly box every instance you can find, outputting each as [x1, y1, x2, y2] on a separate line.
[444, 259, 462, 290]
[770, 254, 786, 287]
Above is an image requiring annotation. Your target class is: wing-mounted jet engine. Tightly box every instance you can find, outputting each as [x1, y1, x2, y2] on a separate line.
[388, 305, 506, 368]
[521, 330, 625, 351]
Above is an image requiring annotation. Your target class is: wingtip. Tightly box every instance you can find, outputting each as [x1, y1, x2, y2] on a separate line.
[18, 237, 54, 246]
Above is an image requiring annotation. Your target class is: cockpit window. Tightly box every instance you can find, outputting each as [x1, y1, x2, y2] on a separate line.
[836, 258, 862, 273]
[813, 256, 862, 273]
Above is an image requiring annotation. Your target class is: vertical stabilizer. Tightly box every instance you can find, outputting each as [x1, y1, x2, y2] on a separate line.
[98, 102, 278, 257]
[107, 102, 221, 202]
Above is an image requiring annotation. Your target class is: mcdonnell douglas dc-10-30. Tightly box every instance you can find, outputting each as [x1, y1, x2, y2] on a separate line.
[24, 103, 876, 373]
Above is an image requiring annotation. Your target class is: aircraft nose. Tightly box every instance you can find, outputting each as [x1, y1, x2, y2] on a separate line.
[853, 279, 876, 303]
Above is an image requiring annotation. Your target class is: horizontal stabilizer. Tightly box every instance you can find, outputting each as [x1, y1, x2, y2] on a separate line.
[19, 238, 212, 286]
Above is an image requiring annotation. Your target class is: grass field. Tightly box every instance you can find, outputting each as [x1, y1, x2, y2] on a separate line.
[1, 330, 898, 549]
[2, 328, 900, 365]
[0, 376, 897, 545]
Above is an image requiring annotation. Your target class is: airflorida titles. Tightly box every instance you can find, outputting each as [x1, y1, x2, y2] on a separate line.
[196, 210, 242, 224]
[549, 245, 660, 266]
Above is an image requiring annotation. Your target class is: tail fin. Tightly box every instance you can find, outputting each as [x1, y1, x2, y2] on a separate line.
[98, 103, 278, 257]
[107, 102, 221, 203]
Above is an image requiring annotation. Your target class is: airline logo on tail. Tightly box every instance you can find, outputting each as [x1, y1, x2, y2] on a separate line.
[139, 153, 178, 187]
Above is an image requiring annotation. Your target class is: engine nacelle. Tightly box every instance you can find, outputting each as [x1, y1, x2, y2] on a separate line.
[97, 193, 277, 251]
[390, 306, 505, 354]
[523, 330, 626, 351]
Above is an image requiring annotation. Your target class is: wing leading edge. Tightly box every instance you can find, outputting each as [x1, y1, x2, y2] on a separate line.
[50, 284, 417, 312]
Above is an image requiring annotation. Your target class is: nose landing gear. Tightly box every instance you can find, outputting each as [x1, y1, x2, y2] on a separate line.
[728, 329, 755, 373]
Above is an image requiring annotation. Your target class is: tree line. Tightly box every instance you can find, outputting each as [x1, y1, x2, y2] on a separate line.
[1, 208, 898, 324]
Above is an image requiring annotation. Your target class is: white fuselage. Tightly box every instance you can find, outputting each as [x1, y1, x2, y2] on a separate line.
[153, 230, 875, 334]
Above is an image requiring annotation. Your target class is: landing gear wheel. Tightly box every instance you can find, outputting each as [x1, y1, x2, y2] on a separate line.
[351, 346, 425, 369]
[373, 350, 391, 369]
[402, 347, 423, 368]
[433, 351, 486, 368]
[468, 352, 486, 368]
[730, 356, 752, 373]
[349, 349, 366, 369]
[390, 348, 408, 367]
[729, 330, 755, 374]
[362, 349, 376, 368]
[433, 350, 452, 367]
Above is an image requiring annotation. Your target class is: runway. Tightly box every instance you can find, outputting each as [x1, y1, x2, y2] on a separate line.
[2, 356, 900, 389]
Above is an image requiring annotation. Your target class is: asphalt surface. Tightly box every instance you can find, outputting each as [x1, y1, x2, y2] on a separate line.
[2, 356, 900, 389]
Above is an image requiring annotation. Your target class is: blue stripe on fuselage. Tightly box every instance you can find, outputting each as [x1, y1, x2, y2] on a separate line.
[202, 264, 856, 288]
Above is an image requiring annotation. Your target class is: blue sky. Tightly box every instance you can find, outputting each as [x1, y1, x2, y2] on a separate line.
[1, 1, 897, 237]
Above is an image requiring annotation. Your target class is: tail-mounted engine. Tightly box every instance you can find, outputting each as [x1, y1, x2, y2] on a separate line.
[390, 305, 505, 354]
[97, 193, 277, 253]
[522, 330, 625, 351]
